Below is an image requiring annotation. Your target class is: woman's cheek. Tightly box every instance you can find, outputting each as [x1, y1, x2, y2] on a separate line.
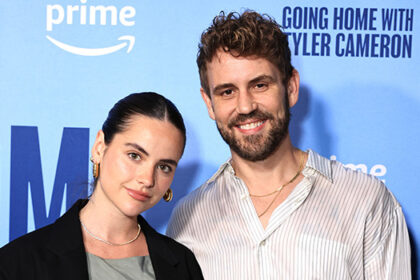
[114, 157, 133, 176]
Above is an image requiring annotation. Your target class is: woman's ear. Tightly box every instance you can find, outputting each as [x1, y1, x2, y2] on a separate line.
[287, 69, 300, 108]
[91, 130, 106, 162]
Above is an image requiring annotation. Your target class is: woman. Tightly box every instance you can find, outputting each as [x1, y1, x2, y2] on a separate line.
[0, 92, 203, 280]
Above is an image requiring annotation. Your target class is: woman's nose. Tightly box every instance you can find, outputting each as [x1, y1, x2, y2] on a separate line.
[136, 167, 155, 188]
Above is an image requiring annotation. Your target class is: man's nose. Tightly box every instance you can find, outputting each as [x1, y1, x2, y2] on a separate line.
[236, 90, 257, 115]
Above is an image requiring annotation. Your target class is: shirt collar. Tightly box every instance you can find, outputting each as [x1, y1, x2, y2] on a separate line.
[206, 159, 233, 184]
[305, 149, 333, 182]
[206, 149, 333, 184]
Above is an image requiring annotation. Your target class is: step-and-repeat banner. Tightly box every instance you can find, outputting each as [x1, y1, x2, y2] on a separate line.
[1, 0, 419, 276]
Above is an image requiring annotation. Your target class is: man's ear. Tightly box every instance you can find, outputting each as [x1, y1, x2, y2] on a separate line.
[287, 69, 300, 108]
[91, 130, 106, 162]
[200, 88, 216, 120]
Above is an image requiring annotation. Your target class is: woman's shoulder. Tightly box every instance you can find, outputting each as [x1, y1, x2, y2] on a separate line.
[0, 222, 56, 260]
[0, 200, 84, 267]
[0, 223, 58, 280]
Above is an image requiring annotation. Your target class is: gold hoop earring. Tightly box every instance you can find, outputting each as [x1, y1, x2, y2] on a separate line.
[163, 188, 173, 202]
[90, 157, 99, 179]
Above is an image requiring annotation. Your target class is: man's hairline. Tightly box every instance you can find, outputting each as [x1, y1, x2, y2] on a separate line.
[200, 52, 291, 99]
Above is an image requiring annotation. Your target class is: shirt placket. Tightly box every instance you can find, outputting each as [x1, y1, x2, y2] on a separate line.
[231, 166, 314, 279]
[257, 237, 273, 279]
[257, 175, 315, 279]
[233, 175, 266, 279]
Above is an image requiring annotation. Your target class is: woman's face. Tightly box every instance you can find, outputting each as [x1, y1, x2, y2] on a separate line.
[91, 115, 184, 218]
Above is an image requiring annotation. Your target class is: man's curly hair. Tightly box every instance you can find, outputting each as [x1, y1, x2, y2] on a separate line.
[197, 10, 294, 96]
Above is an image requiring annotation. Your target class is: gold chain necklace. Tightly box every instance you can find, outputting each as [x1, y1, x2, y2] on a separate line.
[250, 152, 305, 218]
[80, 220, 141, 246]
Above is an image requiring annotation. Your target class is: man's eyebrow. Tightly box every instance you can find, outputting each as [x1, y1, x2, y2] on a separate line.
[125, 143, 149, 156]
[212, 83, 236, 94]
[212, 75, 277, 93]
[248, 74, 276, 85]
[161, 159, 178, 167]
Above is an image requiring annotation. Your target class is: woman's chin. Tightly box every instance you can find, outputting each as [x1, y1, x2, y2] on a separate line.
[120, 201, 153, 218]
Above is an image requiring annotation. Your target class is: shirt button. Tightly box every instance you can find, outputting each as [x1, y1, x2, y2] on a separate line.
[260, 240, 266, 246]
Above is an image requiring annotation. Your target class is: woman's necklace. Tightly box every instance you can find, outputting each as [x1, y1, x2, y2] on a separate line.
[250, 152, 305, 218]
[80, 220, 141, 246]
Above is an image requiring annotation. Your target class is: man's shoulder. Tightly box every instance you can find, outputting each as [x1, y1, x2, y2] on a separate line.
[329, 158, 399, 212]
[332, 158, 387, 191]
[167, 166, 229, 237]
[310, 150, 384, 186]
[309, 150, 397, 208]
[175, 161, 232, 209]
[173, 176, 220, 213]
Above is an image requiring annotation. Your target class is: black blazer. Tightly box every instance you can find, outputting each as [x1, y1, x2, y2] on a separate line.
[0, 200, 203, 280]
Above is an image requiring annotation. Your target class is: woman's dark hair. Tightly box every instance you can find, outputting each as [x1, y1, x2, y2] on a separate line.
[102, 92, 186, 151]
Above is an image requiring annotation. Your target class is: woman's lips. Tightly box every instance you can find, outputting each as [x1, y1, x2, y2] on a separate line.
[125, 188, 151, 202]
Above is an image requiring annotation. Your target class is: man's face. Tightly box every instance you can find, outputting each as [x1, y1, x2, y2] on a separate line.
[201, 50, 298, 162]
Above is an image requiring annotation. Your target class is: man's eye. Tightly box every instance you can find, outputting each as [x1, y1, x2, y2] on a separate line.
[222, 89, 233, 96]
[128, 153, 141, 161]
[255, 83, 267, 89]
[158, 164, 172, 173]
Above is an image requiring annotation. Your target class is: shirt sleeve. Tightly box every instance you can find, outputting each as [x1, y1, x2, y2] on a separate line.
[363, 189, 411, 279]
[166, 201, 186, 240]
[166, 195, 200, 256]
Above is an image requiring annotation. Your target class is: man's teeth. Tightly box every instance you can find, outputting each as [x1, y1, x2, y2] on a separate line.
[239, 121, 264, 130]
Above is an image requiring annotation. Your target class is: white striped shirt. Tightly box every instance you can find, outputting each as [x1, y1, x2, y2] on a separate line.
[167, 150, 411, 279]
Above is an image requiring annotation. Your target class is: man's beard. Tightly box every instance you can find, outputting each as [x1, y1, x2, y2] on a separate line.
[216, 99, 290, 162]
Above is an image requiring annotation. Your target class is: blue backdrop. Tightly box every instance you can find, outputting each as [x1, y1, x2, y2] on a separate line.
[1, 0, 419, 277]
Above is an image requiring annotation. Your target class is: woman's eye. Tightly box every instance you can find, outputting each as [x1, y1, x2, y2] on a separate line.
[128, 153, 141, 161]
[158, 164, 172, 174]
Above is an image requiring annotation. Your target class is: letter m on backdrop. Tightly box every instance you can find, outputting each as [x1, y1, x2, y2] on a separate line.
[10, 126, 89, 241]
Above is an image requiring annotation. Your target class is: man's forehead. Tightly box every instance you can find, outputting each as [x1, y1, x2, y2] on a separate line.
[207, 51, 280, 82]
[210, 49, 260, 64]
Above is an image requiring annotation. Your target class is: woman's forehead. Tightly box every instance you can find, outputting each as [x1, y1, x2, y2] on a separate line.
[112, 116, 184, 158]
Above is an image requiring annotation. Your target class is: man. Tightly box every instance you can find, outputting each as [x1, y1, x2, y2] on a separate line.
[167, 11, 411, 279]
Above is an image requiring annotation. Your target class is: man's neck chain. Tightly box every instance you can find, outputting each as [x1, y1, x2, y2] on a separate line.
[249, 151, 305, 218]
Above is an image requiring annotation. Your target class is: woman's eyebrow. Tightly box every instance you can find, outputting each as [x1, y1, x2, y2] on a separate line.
[125, 143, 148, 156]
[126, 143, 178, 167]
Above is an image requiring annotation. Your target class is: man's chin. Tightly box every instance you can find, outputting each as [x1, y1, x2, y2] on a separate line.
[229, 141, 271, 161]
[231, 148, 270, 162]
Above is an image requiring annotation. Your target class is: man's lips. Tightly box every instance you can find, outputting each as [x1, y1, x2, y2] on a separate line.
[236, 120, 265, 129]
[235, 119, 266, 133]
[228, 110, 272, 133]
[125, 188, 151, 201]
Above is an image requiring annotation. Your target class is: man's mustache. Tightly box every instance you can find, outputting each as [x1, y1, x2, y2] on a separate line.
[228, 110, 274, 128]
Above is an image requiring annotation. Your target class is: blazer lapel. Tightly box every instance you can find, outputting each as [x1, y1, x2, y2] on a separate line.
[45, 200, 90, 280]
[39, 201, 181, 280]
[139, 216, 180, 280]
